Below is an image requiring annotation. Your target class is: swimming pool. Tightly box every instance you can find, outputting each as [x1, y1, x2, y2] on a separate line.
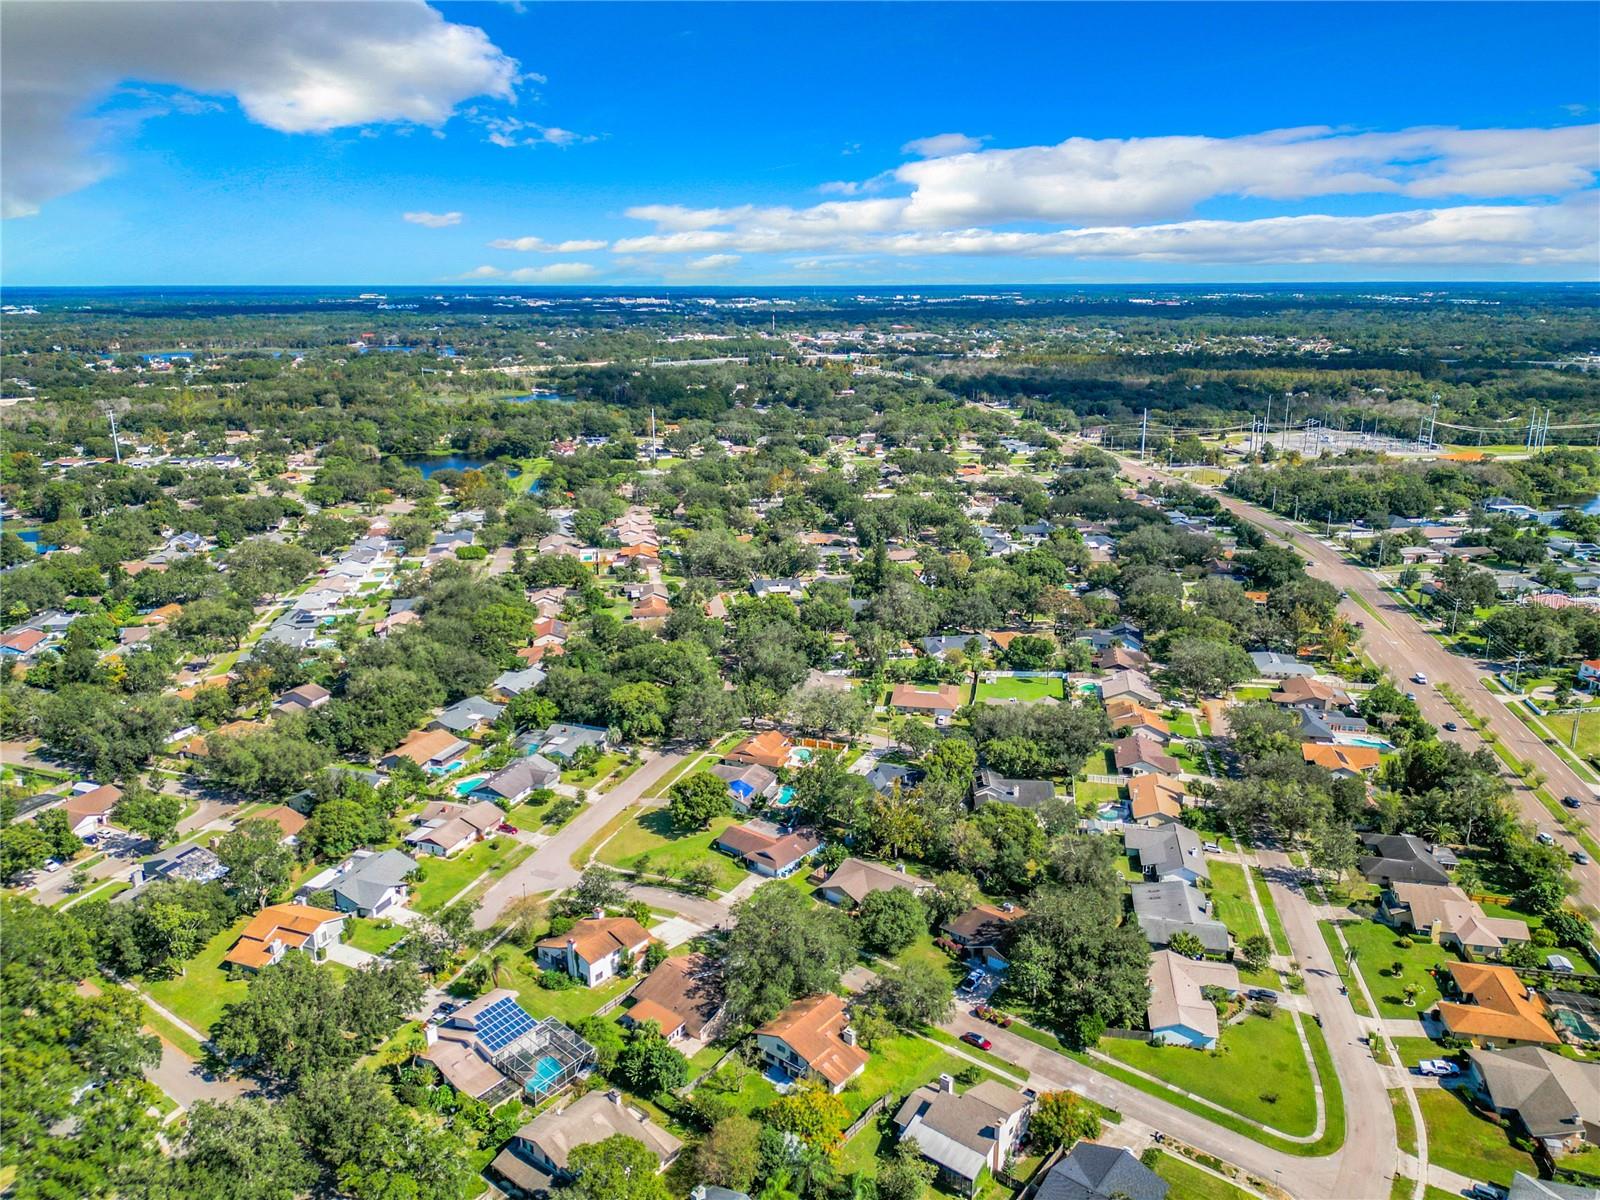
[771, 785, 796, 807]
[791, 747, 814, 764]
[525, 1055, 565, 1097]
[454, 776, 485, 796]
[1339, 737, 1393, 749]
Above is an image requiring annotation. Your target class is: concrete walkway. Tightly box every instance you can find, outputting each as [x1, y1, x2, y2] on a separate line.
[326, 941, 378, 969]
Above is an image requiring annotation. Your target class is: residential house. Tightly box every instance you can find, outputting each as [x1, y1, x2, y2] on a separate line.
[713, 821, 824, 878]
[1146, 949, 1240, 1048]
[1580, 660, 1600, 691]
[751, 578, 804, 598]
[1249, 651, 1315, 679]
[893, 1077, 1033, 1196]
[272, 682, 331, 713]
[1384, 882, 1531, 958]
[253, 805, 307, 845]
[1437, 962, 1559, 1046]
[63, 784, 122, 839]
[1127, 775, 1187, 826]
[471, 756, 560, 805]
[432, 696, 505, 735]
[425, 989, 597, 1110]
[1508, 1174, 1596, 1200]
[1114, 734, 1181, 778]
[1359, 833, 1454, 888]
[922, 633, 993, 658]
[297, 849, 418, 917]
[940, 903, 1025, 971]
[1035, 1143, 1168, 1200]
[535, 916, 653, 987]
[530, 723, 609, 761]
[406, 800, 505, 857]
[380, 728, 469, 773]
[1099, 669, 1161, 707]
[1105, 698, 1171, 744]
[0, 627, 52, 660]
[866, 761, 923, 795]
[1301, 743, 1382, 777]
[970, 769, 1054, 810]
[709, 761, 781, 811]
[126, 845, 227, 893]
[620, 953, 727, 1043]
[755, 993, 869, 1092]
[223, 903, 345, 972]
[1466, 1046, 1599, 1153]
[816, 858, 932, 907]
[889, 683, 968, 722]
[1296, 709, 1370, 743]
[803, 668, 858, 693]
[1095, 645, 1149, 671]
[725, 730, 796, 771]
[1123, 823, 1209, 884]
[1269, 676, 1350, 712]
[491, 666, 546, 698]
[491, 1089, 682, 1197]
[1130, 881, 1230, 954]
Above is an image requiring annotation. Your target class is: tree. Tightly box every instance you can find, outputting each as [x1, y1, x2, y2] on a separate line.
[1002, 887, 1149, 1046]
[696, 1115, 763, 1193]
[1163, 638, 1253, 701]
[175, 1098, 318, 1200]
[616, 1019, 689, 1095]
[609, 681, 670, 741]
[0, 821, 54, 879]
[877, 1141, 936, 1200]
[215, 818, 295, 911]
[1167, 930, 1205, 959]
[723, 884, 857, 1025]
[1028, 1090, 1102, 1150]
[199, 723, 331, 801]
[668, 770, 731, 832]
[566, 866, 627, 916]
[562, 1134, 670, 1200]
[763, 1079, 850, 1152]
[856, 886, 926, 954]
[1309, 820, 1358, 885]
[1238, 934, 1272, 974]
[862, 961, 953, 1029]
[111, 781, 182, 846]
[35, 808, 81, 861]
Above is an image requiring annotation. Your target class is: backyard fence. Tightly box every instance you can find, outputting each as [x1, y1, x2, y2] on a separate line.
[841, 1093, 891, 1142]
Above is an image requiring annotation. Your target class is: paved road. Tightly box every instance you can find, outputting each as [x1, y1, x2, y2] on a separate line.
[146, 1035, 250, 1113]
[472, 750, 686, 929]
[1117, 454, 1600, 911]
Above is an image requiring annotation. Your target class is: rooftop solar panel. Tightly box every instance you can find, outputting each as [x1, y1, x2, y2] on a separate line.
[477, 996, 537, 1052]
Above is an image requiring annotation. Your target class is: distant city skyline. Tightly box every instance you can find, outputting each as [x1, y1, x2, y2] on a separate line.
[3, 1, 1597, 286]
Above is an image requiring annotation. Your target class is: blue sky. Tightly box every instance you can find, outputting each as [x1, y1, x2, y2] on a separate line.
[3, 2, 1597, 285]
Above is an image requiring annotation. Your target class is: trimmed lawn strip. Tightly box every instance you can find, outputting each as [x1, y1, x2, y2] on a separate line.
[410, 836, 531, 912]
[1150, 1152, 1256, 1200]
[1317, 924, 1372, 1017]
[1389, 1089, 1418, 1157]
[1207, 861, 1267, 945]
[1414, 1087, 1538, 1186]
[1247, 867, 1291, 958]
[596, 809, 748, 894]
[975, 677, 1065, 704]
[1332, 918, 1451, 1020]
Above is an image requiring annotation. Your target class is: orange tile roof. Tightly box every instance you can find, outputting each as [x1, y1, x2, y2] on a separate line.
[1438, 962, 1558, 1044]
[889, 683, 967, 712]
[1127, 774, 1186, 821]
[1105, 699, 1170, 736]
[758, 994, 868, 1087]
[536, 916, 653, 966]
[386, 727, 466, 766]
[726, 730, 794, 770]
[1301, 743, 1381, 773]
[224, 903, 342, 969]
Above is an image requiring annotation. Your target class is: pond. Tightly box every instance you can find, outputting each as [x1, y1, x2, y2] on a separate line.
[401, 454, 523, 480]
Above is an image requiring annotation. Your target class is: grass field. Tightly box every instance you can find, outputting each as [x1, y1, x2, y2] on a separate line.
[1332, 918, 1452, 1019]
[1074, 779, 1127, 807]
[345, 918, 409, 956]
[1390, 1089, 1418, 1157]
[975, 676, 1064, 704]
[597, 808, 749, 894]
[1415, 1087, 1538, 1186]
[562, 752, 625, 787]
[1099, 1011, 1317, 1135]
[410, 836, 532, 912]
[142, 916, 254, 1036]
[1150, 1152, 1256, 1200]
[1546, 710, 1600, 758]
[498, 950, 636, 1025]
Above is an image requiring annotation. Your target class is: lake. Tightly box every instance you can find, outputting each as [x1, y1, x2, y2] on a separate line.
[403, 454, 523, 479]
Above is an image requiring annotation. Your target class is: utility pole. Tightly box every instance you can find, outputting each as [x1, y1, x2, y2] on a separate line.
[649, 406, 658, 466]
[1140, 408, 1149, 461]
[1262, 395, 1273, 457]
[105, 405, 121, 464]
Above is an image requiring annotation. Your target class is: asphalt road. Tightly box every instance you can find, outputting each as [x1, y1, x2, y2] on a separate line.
[1117, 455, 1600, 912]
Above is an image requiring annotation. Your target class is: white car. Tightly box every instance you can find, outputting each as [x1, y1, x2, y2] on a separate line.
[1416, 1059, 1458, 1077]
[1536, 830, 1556, 846]
[41, 859, 63, 874]
[1412, 673, 1428, 685]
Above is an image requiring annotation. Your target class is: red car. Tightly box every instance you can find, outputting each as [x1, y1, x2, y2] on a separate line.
[961, 1031, 993, 1051]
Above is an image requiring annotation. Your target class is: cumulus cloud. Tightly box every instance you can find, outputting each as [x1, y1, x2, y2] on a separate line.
[488, 236, 609, 252]
[2, 1, 518, 218]
[404, 210, 463, 227]
[901, 132, 987, 158]
[461, 262, 600, 282]
[684, 254, 741, 271]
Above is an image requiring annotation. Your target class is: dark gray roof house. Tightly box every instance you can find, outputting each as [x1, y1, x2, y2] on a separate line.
[1249, 650, 1315, 679]
[1359, 833, 1452, 887]
[922, 633, 993, 658]
[297, 849, 419, 917]
[867, 762, 924, 795]
[1035, 1143, 1168, 1200]
[472, 755, 560, 804]
[432, 696, 505, 734]
[1130, 880, 1230, 953]
[1123, 823, 1209, 883]
[971, 769, 1054, 810]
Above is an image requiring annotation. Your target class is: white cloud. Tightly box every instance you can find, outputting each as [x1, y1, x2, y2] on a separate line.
[2, 1, 518, 218]
[684, 254, 741, 272]
[404, 210, 463, 227]
[901, 132, 987, 158]
[462, 262, 600, 282]
[487, 236, 609, 252]
[480, 116, 598, 149]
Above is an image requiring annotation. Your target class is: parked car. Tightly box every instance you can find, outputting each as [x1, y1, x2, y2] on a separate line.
[1246, 988, 1279, 1003]
[1562, 795, 1582, 809]
[1443, 721, 1458, 732]
[1202, 841, 1222, 853]
[1416, 1059, 1459, 1077]
[1467, 1184, 1507, 1200]
[961, 1031, 993, 1051]
[41, 859, 62, 873]
[959, 970, 985, 993]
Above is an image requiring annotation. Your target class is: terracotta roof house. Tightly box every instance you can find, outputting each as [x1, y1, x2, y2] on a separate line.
[64, 784, 122, 838]
[180, 719, 262, 759]
[1301, 743, 1381, 777]
[889, 683, 968, 720]
[1384, 882, 1530, 958]
[630, 595, 672, 625]
[491, 1089, 682, 1197]
[223, 903, 345, 971]
[756, 994, 869, 1092]
[894, 1076, 1033, 1195]
[817, 857, 932, 907]
[1270, 676, 1350, 712]
[1438, 962, 1559, 1046]
[535, 916, 653, 987]
[725, 730, 796, 771]
[620, 952, 727, 1042]
[1113, 734, 1181, 778]
[1105, 699, 1171, 743]
[1146, 949, 1240, 1048]
[1466, 1046, 1600, 1151]
[1127, 775, 1186, 825]
[253, 805, 307, 843]
[1359, 833, 1454, 888]
[713, 821, 824, 878]
[380, 728, 469, 772]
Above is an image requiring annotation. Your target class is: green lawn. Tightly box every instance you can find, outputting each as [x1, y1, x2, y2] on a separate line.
[1391, 1036, 1453, 1069]
[1074, 780, 1127, 808]
[1390, 1089, 1418, 1157]
[1415, 1087, 1538, 1186]
[346, 918, 409, 956]
[1232, 687, 1273, 701]
[498, 948, 637, 1024]
[1150, 1152, 1257, 1200]
[1168, 711, 1204, 740]
[142, 915, 254, 1036]
[1317, 924, 1373, 1017]
[1099, 1011, 1318, 1135]
[1206, 862, 1266, 945]
[409, 836, 532, 912]
[1248, 867, 1291, 958]
[1543, 711, 1600, 758]
[975, 676, 1064, 704]
[596, 808, 749, 894]
[1331, 919, 1453, 1019]
[562, 752, 625, 786]
[501, 801, 550, 832]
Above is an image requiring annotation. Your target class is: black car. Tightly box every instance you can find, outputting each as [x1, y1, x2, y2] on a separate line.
[1443, 721, 1457, 732]
[1563, 795, 1582, 809]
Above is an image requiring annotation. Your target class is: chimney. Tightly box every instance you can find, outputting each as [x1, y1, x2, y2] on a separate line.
[424, 1024, 438, 1046]
[592, 907, 604, 920]
[607, 1089, 623, 1106]
[938, 1073, 955, 1094]
[841, 1026, 858, 1047]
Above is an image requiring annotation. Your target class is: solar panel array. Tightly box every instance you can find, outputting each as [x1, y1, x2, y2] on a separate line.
[476, 996, 537, 1052]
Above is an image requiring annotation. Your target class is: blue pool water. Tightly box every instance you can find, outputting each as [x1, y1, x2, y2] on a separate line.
[791, 747, 814, 764]
[771, 786, 796, 807]
[1340, 736, 1392, 749]
[525, 1055, 564, 1095]
[454, 775, 485, 796]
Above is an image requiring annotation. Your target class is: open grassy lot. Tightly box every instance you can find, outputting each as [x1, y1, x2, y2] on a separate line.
[1099, 1011, 1317, 1135]
[1206, 861, 1266, 944]
[1331, 918, 1452, 1019]
[1231, 687, 1273, 701]
[501, 800, 550, 832]
[597, 808, 749, 894]
[142, 916, 254, 1036]
[410, 836, 532, 912]
[562, 752, 625, 787]
[1150, 1152, 1256, 1200]
[975, 676, 1064, 704]
[1074, 780, 1127, 808]
[345, 918, 409, 956]
[1415, 1086, 1538, 1186]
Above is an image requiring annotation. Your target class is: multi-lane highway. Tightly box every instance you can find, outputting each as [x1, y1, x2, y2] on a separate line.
[1117, 454, 1600, 913]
